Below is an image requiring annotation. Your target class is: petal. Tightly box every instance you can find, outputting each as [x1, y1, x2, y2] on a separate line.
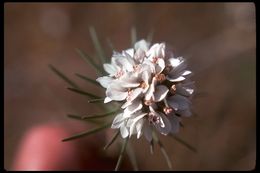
[120, 125, 129, 138]
[154, 113, 171, 135]
[96, 76, 113, 88]
[127, 88, 143, 102]
[103, 63, 117, 75]
[111, 113, 124, 129]
[155, 58, 165, 74]
[134, 39, 149, 52]
[176, 109, 192, 117]
[125, 48, 134, 57]
[168, 114, 180, 134]
[129, 113, 147, 137]
[167, 94, 191, 111]
[106, 84, 128, 101]
[123, 99, 143, 117]
[168, 57, 183, 67]
[136, 119, 144, 139]
[104, 97, 112, 103]
[154, 85, 169, 102]
[166, 76, 186, 82]
[182, 70, 192, 76]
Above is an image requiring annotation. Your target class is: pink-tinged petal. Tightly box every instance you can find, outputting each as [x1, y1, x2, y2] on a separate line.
[125, 48, 134, 57]
[127, 88, 143, 102]
[96, 76, 113, 88]
[111, 113, 124, 129]
[106, 84, 128, 101]
[176, 109, 192, 117]
[154, 113, 171, 135]
[143, 121, 153, 142]
[168, 114, 180, 134]
[104, 97, 112, 103]
[168, 57, 183, 67]
[155, 58, 165, 74]
[103, 64, 117, 75]
[136, 119, 144, 139]
[134, 39, 149, 52]
[182, 70, 192, 76]
[166, 76, 186, 82]
[176, 83, 194, 96]
[120, 126, 129, 138]
[115, 56, 134, 72]
[154, 85, 169, 102]
[144, 78, 156, 101]
[167, 94, 191, 111]
[129, 113, 147, 137]
[123, 100, 143, 117]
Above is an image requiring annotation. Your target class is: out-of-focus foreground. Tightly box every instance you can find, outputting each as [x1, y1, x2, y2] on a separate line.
[4, 3, 256, 170]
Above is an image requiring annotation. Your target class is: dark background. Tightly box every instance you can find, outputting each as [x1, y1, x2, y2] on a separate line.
[4, 3, 256, 170]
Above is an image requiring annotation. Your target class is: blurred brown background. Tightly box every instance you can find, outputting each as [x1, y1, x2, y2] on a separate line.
[4, 3, 256, 170]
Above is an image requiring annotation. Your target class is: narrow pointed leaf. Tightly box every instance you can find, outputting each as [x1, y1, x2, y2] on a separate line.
[153, 133, 172, 170]
[126, 141, 139, 171]
[150, 140, 154, 155]
[67, 87, 101, 99]
[89, 26, 106, 64]
[75, 73, 100, 86]
[103, 130, 120, 150]
[147, 29, 154, 43]
[115, 138, 129, 171]
[88, 98, 105, 103]
[75, 48, 102, 74]
[62, 122, 110, 142]
[131, 26, 137, 47]
[67, 114, 102, 124]
[170, 134, 197, 153]
[80, 109, 118, 120]
[49, 64, 79, 89]
[107, 38, 115, 52]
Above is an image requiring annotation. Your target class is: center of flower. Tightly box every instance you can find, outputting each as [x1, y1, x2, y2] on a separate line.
[148, 113, 160, 124]
[139, 81, 147, 89]
[115, 70, 124, 78]
[155, 73, 166, 82]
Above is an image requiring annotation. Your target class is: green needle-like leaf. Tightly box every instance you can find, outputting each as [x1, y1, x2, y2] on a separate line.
[103, 130, 120, 150]
[67, 87, 101, 99]
[62, 122, 110, 142]
[88, 98, 105, 103]
[75, 73, 100, 86]
[170, 134, 197, 153]
[107, 38, 115, 52]
[150, 140, 154, 155]
[89, 26, 106, 64]
[147, 29, 155, 44]
[115, 138, 129, 171]
[49, 64, 79, 89]
[67, 114, 103, 124]
[68, 109, 118, 120]
[153, 133, 172, 170]
[126, 140, 139, 171]
[131, 26, 137, 47]
[75, 48, 102, 74]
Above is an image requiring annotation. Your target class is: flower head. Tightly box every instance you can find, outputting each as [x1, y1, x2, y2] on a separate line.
[97, 39, 194, 142]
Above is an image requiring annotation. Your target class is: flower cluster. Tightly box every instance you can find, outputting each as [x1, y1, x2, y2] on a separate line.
[97, 40, 194, 142]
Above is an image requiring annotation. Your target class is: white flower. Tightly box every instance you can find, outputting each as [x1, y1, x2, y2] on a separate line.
[97, 39, 194, 142]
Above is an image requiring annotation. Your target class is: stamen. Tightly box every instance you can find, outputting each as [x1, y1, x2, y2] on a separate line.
[144, 99, 154, 106]
[163, 107, 173, 115]
[170, 84, 177, 94]
[115, 70, 124, 78]
[139, 81, 147, 89]
[155, 73, 166, 83]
